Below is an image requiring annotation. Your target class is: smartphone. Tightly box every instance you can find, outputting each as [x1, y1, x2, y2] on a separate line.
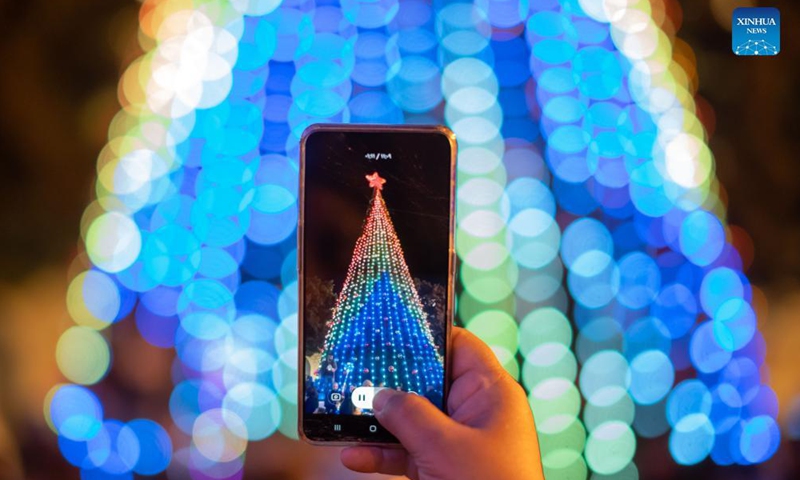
[297, 124, 457, 445]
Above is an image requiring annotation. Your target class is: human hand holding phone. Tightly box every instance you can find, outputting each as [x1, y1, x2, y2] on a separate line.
[341, 327, 545, 480]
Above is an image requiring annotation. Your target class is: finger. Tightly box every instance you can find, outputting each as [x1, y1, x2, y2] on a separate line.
[447, 328, 520, 423]
[450, 327, 506, 380]
[340, 446, 409, 475]
[372, 388, 459, 455]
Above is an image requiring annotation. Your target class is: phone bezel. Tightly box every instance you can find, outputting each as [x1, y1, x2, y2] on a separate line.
[297, 123, 457, 446]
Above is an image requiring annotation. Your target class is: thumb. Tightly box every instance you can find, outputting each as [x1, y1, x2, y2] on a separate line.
[372, 389, 458, 454]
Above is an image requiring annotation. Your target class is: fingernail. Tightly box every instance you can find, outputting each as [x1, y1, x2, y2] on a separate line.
[372, 388, 400, 414]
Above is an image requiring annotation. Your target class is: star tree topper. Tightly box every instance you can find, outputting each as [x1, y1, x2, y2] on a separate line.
[366, 172, 386, 190]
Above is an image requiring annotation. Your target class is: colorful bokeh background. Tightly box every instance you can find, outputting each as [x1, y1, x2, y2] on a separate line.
[1, 0, 800, 479]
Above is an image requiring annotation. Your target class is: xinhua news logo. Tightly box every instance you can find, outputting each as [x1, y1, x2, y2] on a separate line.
[733, 7, 780, 56]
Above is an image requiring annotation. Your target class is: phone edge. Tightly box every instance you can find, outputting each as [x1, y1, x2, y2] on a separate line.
[296, 123, 458, 447]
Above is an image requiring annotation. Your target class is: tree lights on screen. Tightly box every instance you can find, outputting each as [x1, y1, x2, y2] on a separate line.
[318, 173, 444, 395]
[48, 0, 780, 478]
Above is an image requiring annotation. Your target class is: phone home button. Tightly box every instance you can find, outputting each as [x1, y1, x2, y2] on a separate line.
[369, 425, 378, 433]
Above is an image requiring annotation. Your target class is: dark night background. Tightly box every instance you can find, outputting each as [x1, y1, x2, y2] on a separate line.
[0, 1, 799, 479]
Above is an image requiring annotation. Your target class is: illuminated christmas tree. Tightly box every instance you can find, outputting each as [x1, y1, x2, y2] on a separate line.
[320, 172, 444, 394]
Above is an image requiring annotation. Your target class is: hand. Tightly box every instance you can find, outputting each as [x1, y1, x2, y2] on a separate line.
[341, 327, 544, 480]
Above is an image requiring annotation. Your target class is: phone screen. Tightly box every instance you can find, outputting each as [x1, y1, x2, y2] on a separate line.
[299, 125, 455, 443]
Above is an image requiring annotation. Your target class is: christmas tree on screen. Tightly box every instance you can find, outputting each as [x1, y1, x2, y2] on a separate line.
[320, 172, 444, 394]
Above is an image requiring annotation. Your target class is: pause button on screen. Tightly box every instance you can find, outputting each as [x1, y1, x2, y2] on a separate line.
[352, 386, 386, 409]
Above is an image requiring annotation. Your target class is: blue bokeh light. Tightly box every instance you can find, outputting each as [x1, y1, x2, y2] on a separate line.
[51, 385, 104, 442]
